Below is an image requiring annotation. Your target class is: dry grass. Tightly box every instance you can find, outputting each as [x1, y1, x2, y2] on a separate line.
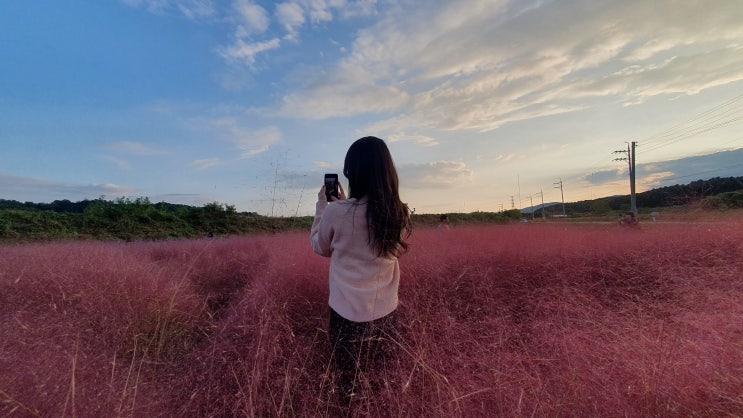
[1, 221, 742, 417]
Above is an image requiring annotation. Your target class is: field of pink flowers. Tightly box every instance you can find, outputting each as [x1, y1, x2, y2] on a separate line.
[1, 220, 742, 417]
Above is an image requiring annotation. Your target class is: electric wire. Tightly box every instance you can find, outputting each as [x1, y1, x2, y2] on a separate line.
[570, 92, 743, 200]
[639, 91, 743, 153]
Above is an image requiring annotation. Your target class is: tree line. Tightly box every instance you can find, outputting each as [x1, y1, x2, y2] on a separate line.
[1, 175, 741, 241]
[0, 197, 312, 241]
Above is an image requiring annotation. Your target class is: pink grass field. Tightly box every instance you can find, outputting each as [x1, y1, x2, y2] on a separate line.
[1, 221, 742, 417]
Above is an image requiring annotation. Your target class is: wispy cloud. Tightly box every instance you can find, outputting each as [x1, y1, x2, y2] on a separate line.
[188, 158, 222, 170]
[120, 0, 216, 20]
[219, 38, 281, 66]
[99, 155, 133, 171]
[272, 0, 743, 136]
[210, 119, 281, 158]
[104, 141, 165, 156]
[0, 172, 135, 202]
[388, 133, 439, 147]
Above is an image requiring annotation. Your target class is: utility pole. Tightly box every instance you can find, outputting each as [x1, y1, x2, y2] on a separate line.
[536, 189, 545, 219]
[517, 173, 521, 210]
[553, 178, 566, 217]
[270, 160, 279, 217]
[630, 141, 637, 214]
[613, 141, 638, 215]
[510, 196, 515, 209]
[527, 195, 534, 220]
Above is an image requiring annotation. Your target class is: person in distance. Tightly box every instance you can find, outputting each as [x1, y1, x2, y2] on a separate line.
[310, 136, 412, 400]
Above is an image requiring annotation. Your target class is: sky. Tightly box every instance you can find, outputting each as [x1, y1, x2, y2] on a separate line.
[1, 0, 742, 216]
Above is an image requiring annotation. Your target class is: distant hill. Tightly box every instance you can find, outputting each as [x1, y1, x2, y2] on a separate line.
[564, 176, 743, 215]
[518, 176, 743, 216]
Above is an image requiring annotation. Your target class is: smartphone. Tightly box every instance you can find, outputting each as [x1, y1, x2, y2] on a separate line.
[324, 173, 339, 201]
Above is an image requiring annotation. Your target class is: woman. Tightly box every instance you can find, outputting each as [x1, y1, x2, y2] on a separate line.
[310, 136, 412, 398]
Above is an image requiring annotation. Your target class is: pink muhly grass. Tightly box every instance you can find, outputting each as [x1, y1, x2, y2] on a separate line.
[0, 221, 742, 416]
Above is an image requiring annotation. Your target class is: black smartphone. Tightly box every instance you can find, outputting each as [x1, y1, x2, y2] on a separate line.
[324, 173, 339, 201]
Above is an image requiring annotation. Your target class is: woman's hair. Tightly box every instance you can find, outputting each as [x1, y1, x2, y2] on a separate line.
[344, 136, 411, 257]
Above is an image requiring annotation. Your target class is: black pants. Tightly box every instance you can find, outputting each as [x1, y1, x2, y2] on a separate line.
[328, 308, 398, 396]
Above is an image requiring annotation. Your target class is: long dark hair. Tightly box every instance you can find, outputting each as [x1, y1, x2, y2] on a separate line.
[344, 136, 411, 257]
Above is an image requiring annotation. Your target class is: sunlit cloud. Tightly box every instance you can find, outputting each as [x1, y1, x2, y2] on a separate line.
[277, 61, 410, 118]
[399, 161, 473, 188]
[388, 134, 438, 147]
[638, 171, 676, 190]
[271, 0, 743, 137]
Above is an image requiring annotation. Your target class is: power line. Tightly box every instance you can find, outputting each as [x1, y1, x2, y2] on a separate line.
[642, 92, 743, 145]
[639, 91, 743, 153]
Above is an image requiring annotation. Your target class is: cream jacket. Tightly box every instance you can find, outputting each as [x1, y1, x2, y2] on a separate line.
[310, 198, 400, 322]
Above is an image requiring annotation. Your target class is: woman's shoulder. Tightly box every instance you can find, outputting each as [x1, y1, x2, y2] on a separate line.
[326, 198, 365, 216]
[333, 197, 365, 207]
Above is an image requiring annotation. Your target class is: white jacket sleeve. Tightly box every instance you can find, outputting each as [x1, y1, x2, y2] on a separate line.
[310, 199, 332, 257]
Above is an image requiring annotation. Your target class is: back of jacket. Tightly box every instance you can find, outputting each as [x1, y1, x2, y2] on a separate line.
[310, 198, 400, 322]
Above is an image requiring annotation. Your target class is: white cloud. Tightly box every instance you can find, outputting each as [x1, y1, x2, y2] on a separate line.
[219, 38, 281, 66]
[302, 0, 335, 23]
[276, 2, 305, 39]
[272, 0, 743, 135]
[278, 58, 410, 118]
[399, 161, 473, 188]
[313, 161, 331, 168]
[233, 0, 270, 33]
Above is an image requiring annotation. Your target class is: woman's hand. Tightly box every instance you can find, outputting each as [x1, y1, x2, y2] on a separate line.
[318, 183, 346, 202]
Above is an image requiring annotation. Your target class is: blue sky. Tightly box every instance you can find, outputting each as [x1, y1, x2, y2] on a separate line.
[1, 0, 742, 215]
